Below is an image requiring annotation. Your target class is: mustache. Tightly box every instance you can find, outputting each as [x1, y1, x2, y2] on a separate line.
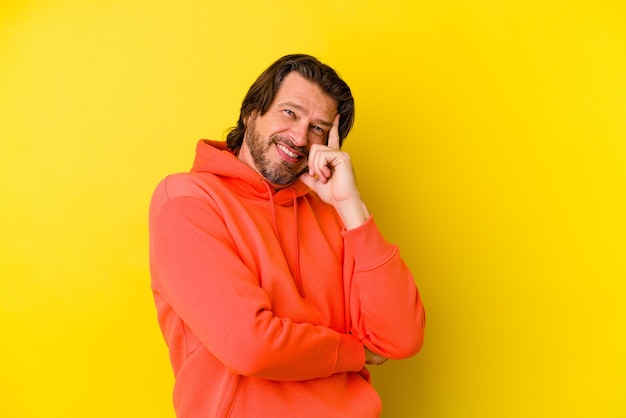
[271, 136, 309, 157]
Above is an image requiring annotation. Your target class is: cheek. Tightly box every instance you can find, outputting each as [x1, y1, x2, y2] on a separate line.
[310, 137, 326, 148]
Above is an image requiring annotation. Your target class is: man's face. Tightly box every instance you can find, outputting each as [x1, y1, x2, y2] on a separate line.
[238, 72, 338, 188]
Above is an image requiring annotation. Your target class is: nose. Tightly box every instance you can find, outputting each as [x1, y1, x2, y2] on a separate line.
[290, 121, 309, 147]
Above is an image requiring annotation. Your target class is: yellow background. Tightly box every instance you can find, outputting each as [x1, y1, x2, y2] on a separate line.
[1, 0, 625, 417]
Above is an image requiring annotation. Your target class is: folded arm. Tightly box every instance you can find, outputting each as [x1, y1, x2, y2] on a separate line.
[150, 192, 365, 381]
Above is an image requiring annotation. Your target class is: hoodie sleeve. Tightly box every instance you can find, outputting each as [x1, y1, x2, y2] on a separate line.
[342, 216, 426, 359]
[149, 181, 365, 381]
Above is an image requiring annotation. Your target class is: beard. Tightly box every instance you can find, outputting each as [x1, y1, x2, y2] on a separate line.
[244, 118, 309, 187]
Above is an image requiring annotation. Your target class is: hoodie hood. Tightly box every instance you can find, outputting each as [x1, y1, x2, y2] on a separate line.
[191, 139, 310, 206]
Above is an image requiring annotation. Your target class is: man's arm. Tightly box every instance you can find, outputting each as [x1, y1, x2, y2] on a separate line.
[149, 186, 366, 381]
[300, 115, 426, 360]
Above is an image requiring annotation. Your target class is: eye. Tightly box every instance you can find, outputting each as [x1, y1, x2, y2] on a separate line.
[311, 125, 325, 135]
[283, 109, 295, 117]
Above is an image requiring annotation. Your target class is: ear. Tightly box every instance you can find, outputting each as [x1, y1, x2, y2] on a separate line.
[243, 110, 257, 127]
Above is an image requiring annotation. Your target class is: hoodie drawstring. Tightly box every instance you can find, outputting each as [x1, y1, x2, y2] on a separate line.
[260, 180, 305, 297]
[290, 186, 304, 297]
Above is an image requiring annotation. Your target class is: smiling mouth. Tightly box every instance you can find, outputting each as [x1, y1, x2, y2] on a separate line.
[275, 142, 307, 164]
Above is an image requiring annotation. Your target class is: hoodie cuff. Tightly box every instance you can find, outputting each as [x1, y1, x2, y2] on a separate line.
[342, 216, 396, 271]
[333, 335, 365, 373]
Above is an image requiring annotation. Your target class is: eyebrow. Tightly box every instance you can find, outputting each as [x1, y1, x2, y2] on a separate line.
[279, 101, 333, 128]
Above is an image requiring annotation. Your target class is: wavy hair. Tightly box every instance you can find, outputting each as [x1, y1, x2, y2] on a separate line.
[226, 54, 355, 150]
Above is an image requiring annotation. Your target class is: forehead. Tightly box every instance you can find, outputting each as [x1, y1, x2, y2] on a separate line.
[273, 72, 337, 117]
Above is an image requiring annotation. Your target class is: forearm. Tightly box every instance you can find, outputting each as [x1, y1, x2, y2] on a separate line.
[154, 275, 366, 380]
[211, 310, 365, 380]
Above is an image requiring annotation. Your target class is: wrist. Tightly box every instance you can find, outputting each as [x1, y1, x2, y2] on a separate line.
[335, 197, 370, 230]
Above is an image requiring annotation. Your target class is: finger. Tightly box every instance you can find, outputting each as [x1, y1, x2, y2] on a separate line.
[307, 144, 319, 176]
[307, 145, 330, 182]
[299, 172, 317, 189]
[327, 113, 340, 150]
[309, 150, 332, 183]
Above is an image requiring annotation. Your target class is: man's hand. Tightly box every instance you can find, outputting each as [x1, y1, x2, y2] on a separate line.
[365, 347, 388, 366]
[299, 114, 370, 230]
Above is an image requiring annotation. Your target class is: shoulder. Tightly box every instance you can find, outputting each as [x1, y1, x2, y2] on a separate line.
[155, 172, 224, 201]
[150, 172, 229, 219]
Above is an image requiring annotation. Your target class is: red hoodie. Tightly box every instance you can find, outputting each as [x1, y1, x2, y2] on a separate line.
[149, 140, 425, 417]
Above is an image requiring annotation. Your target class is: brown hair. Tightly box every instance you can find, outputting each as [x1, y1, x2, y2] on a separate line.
[226, 54, 355, 150]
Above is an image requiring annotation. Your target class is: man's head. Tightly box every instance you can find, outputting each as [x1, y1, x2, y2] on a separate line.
[228, 54, 355, 188]
[226, 54, 355, 151]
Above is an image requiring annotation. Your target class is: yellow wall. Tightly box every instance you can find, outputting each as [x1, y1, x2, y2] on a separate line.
[1, 1, 625, 417]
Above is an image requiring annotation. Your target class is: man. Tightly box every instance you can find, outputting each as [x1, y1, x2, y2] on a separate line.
[149, 54, 425, 417]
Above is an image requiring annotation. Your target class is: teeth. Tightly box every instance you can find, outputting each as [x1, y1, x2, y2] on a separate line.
[278, 144, 299, 159]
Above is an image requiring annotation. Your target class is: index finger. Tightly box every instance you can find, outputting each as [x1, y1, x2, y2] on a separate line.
[327, 113, 340, 150]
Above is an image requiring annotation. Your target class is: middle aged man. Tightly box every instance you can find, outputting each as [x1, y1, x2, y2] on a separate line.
[149, 54, 426, 417]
